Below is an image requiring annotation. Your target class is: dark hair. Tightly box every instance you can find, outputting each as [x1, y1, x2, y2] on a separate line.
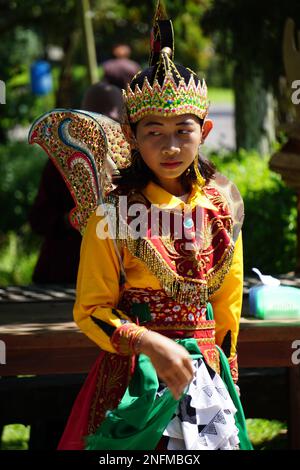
[113, 150, 216, 193]
[81, 82, 123, 119]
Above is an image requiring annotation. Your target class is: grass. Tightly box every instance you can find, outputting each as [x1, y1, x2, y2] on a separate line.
[0, 231, 39, 286]
[1, 424, 30, 450]
[208, 87, 234, 105]
[0, 419, 288, 450]
[247, 419, 288, 450]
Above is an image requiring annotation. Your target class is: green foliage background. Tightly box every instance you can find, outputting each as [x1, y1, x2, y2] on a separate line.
[210, 149, 297, 274]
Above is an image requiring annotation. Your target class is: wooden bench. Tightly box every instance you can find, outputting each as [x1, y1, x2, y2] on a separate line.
[1, 277, 300, 449]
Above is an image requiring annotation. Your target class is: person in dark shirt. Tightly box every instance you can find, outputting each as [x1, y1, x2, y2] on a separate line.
[102, 43, 140, 89]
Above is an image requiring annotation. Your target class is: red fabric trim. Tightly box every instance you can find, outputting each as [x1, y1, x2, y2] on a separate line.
[228, 354, 239, 384]
[57, 352, 132, 450]
[120, 288, 209, 327]
[57, 351, 106, 450]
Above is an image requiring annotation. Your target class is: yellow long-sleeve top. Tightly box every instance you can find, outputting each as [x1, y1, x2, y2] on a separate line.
[74, 181, 243, 379]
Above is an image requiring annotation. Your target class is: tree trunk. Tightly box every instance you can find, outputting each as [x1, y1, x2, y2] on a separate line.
[233, 64, 276, 154]
[55, 30, 80, 108]
[296, 192, 300, 274]
[79, 0, 98, 85]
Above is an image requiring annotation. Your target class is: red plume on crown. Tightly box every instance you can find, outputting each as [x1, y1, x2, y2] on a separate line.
[123, 0, 209, 124]
[149, 1, 174, 66]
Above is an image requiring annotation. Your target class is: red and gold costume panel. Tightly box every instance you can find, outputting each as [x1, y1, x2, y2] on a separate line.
[74, 181, 243, 382]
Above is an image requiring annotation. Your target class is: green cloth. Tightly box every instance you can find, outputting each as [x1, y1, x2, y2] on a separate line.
[207, 301, 252, 448]
[85, 339, 199, 450]
[217, 345, 253, 450]
[85, 336, 252, 450]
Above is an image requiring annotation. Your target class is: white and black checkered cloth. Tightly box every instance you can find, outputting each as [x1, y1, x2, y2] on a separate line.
[158, 358, 240, 450]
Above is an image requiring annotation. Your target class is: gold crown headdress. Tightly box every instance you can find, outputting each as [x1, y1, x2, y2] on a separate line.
[123, 1, 209, 124]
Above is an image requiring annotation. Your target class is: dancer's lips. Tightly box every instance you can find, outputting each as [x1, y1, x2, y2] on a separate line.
[160, 161, 182, 169]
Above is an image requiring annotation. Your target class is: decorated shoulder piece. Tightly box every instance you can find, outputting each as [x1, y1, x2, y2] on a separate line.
[207, 172, 244, 243]
[28, 109, 131, 234]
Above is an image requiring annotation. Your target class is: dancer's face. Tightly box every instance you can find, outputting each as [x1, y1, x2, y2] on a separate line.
[136, 114, 211, 194]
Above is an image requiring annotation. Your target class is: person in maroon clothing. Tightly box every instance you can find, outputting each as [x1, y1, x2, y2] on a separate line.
[102, 43, 140, 89]
[29, 158, 82, 284]
[29, 82, 124, 284]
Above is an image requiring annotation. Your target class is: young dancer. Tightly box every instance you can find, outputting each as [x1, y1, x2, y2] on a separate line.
[30, 2, 252, 451]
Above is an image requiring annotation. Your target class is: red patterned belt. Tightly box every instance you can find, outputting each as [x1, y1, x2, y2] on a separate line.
[119, 288, 219, 371]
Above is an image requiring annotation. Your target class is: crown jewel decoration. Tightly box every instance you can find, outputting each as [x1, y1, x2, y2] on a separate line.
[123, 70, 209, 124]
[123, 0, 209, 123]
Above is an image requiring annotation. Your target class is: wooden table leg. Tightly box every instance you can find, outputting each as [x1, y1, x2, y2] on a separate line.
[288, 366, 300, 449]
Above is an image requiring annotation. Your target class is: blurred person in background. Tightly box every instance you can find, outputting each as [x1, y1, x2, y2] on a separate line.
[102, 43, 140, 90]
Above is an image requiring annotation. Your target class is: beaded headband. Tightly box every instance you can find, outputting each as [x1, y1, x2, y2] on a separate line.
[123, 52, 209, 124]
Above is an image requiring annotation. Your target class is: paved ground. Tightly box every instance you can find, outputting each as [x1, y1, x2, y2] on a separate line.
[204, 103, 235, 152]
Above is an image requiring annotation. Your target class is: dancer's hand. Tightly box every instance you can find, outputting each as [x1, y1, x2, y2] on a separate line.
[139, 330, 194, 400]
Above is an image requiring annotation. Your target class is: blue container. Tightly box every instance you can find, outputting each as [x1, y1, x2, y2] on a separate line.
[30, 60, 53, 95]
